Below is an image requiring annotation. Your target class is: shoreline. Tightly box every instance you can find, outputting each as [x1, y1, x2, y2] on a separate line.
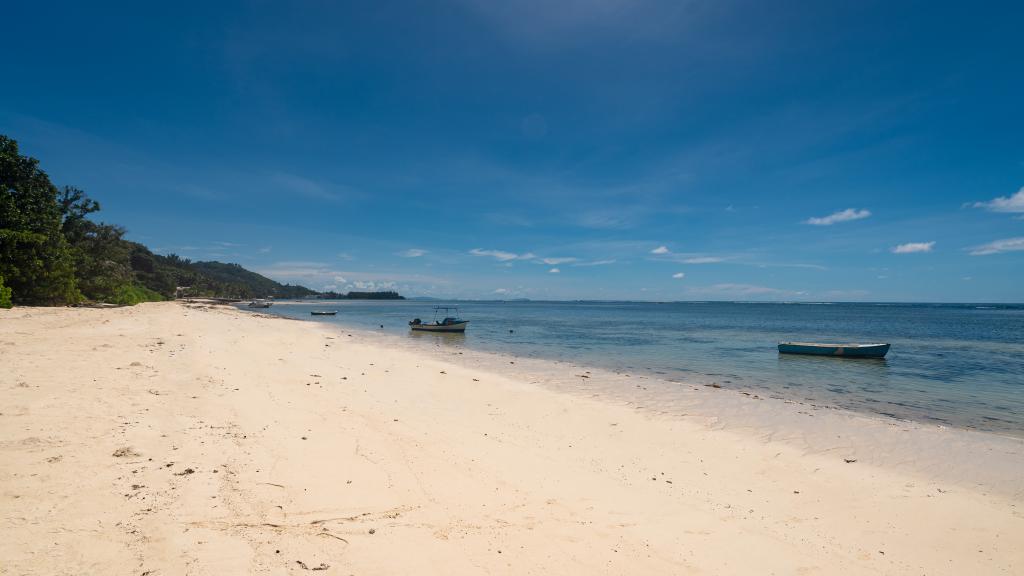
[257, 300, 1024, 439]
[2, 301, 1021, 574]
[250, 305, 1024, 498]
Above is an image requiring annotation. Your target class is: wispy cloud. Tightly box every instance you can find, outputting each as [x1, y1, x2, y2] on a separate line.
[971, 187, 1024, 213]
[576, 207, 646, 230]
[680, 256, 724, 264]
[254, 261, 450, 292]
[271, 171, 349, 203]
[469, 248, 536, 261]
[672, 272, 685, 279]
[892, 241, 935, 254]
[690, 283, 806, 298]
[968, 237, 1024, 256]
[549, 268, 561, 273]
[257, 246, 272, 254]
[572, 259, 617, 267]
[649, 245, 727, 264]
[541, 257, 578, 265]
[397, 248, 427, 258]
[805, 208, 871, 226]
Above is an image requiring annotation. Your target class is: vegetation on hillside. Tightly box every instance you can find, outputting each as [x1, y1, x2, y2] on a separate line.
[0, 135, 318, 306]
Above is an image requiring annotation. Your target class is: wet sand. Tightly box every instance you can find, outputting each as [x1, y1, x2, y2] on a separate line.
[1, 301, 1021, 574]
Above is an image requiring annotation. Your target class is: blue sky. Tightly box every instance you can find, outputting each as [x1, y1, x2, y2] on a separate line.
[3, 0, 1023, 301]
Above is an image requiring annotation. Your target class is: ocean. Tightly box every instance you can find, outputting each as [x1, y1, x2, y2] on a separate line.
[254, 300, 1024, 437]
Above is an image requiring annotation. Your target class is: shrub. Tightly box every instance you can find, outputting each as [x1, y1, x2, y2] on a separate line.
[110, 284, 164, 306]
[0, 275, 12, 308]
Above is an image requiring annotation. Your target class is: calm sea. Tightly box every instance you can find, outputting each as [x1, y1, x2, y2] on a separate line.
[255, 300, 1024, 436]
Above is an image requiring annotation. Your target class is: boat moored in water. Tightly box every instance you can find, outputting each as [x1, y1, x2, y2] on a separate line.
[778, 342, 890, 358]
[311, 310, 337, 316]
[247, 299, 272, 308]
[410, 307, 469, 333]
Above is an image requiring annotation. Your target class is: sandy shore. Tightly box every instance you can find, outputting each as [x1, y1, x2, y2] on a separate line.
[1, 302, 1021, 575]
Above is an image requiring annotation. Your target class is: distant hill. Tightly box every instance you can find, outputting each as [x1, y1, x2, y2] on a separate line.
[318, 290, 404, 300]
[186, 261, 317, 299]
[130, 249, 319, 300]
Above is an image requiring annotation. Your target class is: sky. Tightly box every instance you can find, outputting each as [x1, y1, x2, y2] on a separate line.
[3, 0, 1023, 302]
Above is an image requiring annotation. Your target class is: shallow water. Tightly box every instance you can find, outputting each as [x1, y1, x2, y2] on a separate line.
[256, 300, 1024, 436]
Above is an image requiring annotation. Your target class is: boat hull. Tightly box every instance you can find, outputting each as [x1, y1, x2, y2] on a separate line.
[778, 342, 890, 358]
[410, 322, 468, 333]
[310, 311, 337, 316]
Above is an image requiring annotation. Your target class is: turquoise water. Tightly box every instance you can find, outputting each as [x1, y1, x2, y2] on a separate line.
[256, 300, 1024, 436]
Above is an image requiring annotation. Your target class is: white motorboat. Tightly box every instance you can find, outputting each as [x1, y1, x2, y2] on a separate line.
[409, 307, 469, 333]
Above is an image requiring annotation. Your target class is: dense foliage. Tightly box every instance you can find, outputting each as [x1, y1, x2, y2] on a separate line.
[0, 135, 318, 306]
[0, 136, 79, 304]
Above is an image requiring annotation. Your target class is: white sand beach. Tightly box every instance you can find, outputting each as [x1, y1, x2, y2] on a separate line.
[1, 301, 1021, 575]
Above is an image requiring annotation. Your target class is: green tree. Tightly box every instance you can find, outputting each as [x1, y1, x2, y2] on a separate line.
[0, 135, 79, 305]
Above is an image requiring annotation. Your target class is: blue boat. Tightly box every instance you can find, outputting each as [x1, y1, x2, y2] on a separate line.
[778, 342, 890, 358]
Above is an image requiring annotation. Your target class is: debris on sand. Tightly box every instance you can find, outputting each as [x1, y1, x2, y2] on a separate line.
[844, 458, 857, 464]
[112, 447, 141, 458]
[174, 468, 195, 476]
[705, 383, 722, 389]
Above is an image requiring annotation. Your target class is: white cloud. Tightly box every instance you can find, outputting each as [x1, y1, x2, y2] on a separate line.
[470, 248, 535, 261]
[892, 241, 935, 254]
[672, 272, 685, 279]
[549, 268, 561, 273]
[398, 248, 427, 258]
[681, 256, 724, 264]
[541, 257, 577, 265]
[257, 246, 272, 254]
[494, 288, 509, 294]
[650, 245, 670, 254]
[968, 237, 1024, 256]
[349, 280, 398, 292]
[972, 187, 1024, 213]
[805, 208, 871, 226]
